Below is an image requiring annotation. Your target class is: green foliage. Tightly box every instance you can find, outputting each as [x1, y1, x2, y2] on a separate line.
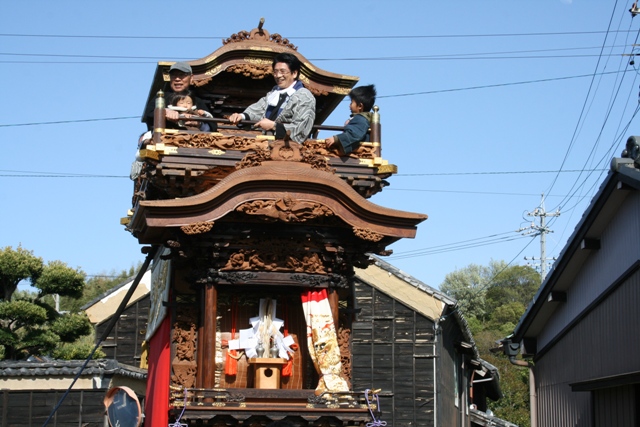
[35, 260, 85, 299]
[0, 245, 95, 360]
[484, 353, 531, 427]
[440, 260, 541, 427]
[51, 313, 92, 342]
[20, 328, 60, 355]
[465, 315, 483, 336]
[52, 331, 106, 360]
[0, 327, 18, 348]
[440, 263, 489, 320]
[53, 342, 106, 360]
[60, 265, 141, 313]
[486, 264, 540, 314]
[0, 245, 43, 301]
[0, 300, 48, 325]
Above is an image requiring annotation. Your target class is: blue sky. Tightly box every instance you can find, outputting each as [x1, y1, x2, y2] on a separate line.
[2, 0, 639, 289]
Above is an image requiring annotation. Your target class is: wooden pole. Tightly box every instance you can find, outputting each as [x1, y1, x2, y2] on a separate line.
[153, 90, 165, 145]
[328, 288, 340, 331]
[199, 284, 218, 388]
[370, 105, 381, 158]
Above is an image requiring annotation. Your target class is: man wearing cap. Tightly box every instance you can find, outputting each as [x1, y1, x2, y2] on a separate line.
[143, 61, 214, 131]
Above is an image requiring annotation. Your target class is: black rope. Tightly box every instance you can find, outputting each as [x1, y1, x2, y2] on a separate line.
[42, 245, 159, 427]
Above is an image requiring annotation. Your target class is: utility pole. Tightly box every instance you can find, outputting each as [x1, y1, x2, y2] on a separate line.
[522, 194, 560, 280]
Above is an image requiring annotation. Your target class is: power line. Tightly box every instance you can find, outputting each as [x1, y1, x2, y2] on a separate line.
[379, 70, 630, 99]
[0, 71, 631, 128]
[397, 169, 606, 176]
[0, 50, 632, 63]
[0, 30, 636, 40]
[0, 174, 128, 178]
[390, 235, 529, 259]
[0, 168, 606, 178]
[548, 31, 640, 216]
[0, 173, 591, 198]
[390, 230, 524, 259]
[0, 52, 166, 59]
[0, 116, 137, 127]
[544, 0, 621, 203]
[386, 188, 560, 197]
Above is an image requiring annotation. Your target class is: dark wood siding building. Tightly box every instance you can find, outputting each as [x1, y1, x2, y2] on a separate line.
[353, 258, 503, 427]
[83, 270, 152, 368]
[95, 294, 150, 367]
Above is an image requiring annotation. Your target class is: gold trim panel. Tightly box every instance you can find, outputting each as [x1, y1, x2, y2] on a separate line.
[139, 149, 159, 160]
[208, 149, 227, 155]
[377, 164, 398, 174]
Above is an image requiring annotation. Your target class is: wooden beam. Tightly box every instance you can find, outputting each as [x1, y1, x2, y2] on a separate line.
[547, 291, 567, 303]
[580, 238, 600, 250]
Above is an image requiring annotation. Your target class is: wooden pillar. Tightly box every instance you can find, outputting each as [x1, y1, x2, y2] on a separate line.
[197, 283, 217, 388]
[369, 105, 381, 158]
[328, 288, 340, 330]
[153, 90, 166, 145]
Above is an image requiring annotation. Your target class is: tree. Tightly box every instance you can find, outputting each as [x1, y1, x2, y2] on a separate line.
[0, 245, 43, 301]
[485, 263, 540, 316]
[57, 263, 142, 313]
[439, 260, 541, 427]
[0, 245, 95, 360]
[439, 260, 540, 324]
[439, 263, 489, 321]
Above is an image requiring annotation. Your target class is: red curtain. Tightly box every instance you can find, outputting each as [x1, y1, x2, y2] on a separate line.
[144, 316, 171, 427]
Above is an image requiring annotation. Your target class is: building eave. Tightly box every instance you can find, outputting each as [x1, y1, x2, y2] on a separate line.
[512, 158, 640, 342]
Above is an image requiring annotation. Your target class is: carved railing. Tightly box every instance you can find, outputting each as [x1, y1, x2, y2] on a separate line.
[150, 90, 382, 160]
[127, 92, 394, 209]
[169, 386, 378, 411]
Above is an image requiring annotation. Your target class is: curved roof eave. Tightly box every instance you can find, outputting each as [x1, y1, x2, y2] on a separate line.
[132, 161, 427, 238]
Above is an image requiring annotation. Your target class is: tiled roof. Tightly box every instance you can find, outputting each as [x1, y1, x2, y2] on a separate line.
[0, 359, 147, 380]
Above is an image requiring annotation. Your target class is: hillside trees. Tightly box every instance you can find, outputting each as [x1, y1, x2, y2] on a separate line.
[439, 260, 541, 427]
[0, 245, 94, 360]
[57, 264, 139, 313]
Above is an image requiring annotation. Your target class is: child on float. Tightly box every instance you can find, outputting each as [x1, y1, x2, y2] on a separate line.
[324, 84, 377, 155]
[168, 91, 214, 131]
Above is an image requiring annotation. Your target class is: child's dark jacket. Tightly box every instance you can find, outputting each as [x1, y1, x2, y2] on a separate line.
[335, 112, 373, 154]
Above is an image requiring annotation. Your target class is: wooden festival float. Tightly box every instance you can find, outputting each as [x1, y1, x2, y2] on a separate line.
[123, 20, 428, 427]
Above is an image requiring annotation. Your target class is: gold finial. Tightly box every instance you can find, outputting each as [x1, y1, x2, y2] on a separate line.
[155, 90, 165, 109]
[371, 105, 380, 124]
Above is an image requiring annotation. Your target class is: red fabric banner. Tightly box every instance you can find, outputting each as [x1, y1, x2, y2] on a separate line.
[144, 316, 171, 427]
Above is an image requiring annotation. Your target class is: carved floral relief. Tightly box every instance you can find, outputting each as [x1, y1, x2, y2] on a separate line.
[236, 196, 333, 223]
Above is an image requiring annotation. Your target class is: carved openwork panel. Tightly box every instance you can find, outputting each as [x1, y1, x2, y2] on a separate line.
[353, 227, 384, 242]
[161, 133, 270, 151]
[222, 27, 297, 51]
[226, 63, 272, 79]
[303, 140, 377, 159]
[236, 196, 333, 223]
[235, 141, 334, 173]
[171, 303, 199, 389]
[181, 221, 214, 235]
[222, 248, 326, 274]
[337, 326, 352, 385]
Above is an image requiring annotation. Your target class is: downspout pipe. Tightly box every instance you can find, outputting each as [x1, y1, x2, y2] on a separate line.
[504, 340, 537, 427]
